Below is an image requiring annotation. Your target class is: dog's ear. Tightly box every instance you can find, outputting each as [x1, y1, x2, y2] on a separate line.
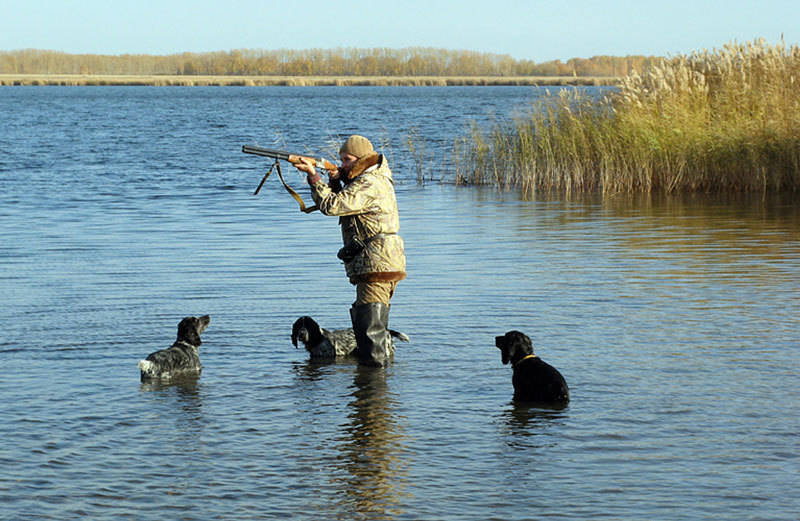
[305, 317, 321, 339]
[177, 317, 203, 346]
[507, 330, 533, 357]
[499, 330, 533, 364]
[291, 318, 302, 347]
[295, 316, 321, 343]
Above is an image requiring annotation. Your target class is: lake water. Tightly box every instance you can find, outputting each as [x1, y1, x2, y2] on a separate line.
[1, 86, 798, 521]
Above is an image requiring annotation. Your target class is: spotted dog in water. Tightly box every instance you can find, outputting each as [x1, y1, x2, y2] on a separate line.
[495, 330, 569, 407]
[138, 315, 210, 381]
[291, 315, 410, 360]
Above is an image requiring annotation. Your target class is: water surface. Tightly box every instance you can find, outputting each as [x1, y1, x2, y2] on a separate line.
[0, 86, 798, 520]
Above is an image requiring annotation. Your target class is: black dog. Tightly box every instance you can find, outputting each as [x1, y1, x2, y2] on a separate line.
[495, 330, 569, 407]
[291, 315, 410, 360]
[138, 315, 210, 381]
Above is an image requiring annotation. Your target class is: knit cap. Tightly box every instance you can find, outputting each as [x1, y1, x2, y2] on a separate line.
[339, 135, 374, 158]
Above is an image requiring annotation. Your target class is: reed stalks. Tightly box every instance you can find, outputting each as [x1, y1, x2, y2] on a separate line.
[451, 38, 800, 193]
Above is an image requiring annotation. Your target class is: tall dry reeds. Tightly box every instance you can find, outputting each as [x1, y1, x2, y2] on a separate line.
[451, 38, 800, 193]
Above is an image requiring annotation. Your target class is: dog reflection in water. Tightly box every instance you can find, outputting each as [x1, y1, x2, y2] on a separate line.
[138, 315, 210, 382]
[495, 330, 569, 408]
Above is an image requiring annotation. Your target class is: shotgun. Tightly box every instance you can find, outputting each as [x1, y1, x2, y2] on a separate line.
[242, 145, 339, 175]
[242, 144, 339, 213]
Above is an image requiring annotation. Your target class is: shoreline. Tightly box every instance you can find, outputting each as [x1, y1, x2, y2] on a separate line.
[0, 73, 618, 87]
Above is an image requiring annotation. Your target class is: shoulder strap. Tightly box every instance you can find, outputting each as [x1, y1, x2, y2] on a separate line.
[253, 159, 318, 213]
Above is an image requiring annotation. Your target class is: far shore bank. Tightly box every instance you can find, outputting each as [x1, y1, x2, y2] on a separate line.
[0, 73, 618, 87]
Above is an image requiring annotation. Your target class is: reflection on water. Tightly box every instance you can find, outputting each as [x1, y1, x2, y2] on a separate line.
[139, 375, 202, 394]
[138, 376, 206, 452]
[601, 192, 799, 261]
[334, 366, 410, 518]
[291, 358, 334, 383]
[501, 403, 568, 448]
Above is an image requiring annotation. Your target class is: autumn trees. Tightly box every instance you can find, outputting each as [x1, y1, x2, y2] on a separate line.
[0, 47, 655, 77]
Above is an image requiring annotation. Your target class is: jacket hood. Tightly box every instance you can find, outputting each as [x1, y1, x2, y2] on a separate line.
[344, 152, 390, 183]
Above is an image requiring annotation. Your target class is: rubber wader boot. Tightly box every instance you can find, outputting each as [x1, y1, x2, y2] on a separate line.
[350, 302, 391, 367]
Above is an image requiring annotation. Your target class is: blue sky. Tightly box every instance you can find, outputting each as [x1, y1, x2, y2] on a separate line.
[0, 0, 796, 62]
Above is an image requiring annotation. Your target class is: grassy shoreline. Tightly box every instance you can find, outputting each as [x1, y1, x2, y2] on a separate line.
[450, 39, 800, 194]
[0, 73, 617, 87]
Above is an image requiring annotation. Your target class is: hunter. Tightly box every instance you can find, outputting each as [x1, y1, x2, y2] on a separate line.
[294, 135, 406, 367]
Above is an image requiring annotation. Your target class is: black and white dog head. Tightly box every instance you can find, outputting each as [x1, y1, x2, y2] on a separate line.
[178, 315, 211, 346]
[291, 316, 322, 350]
[495, 330, 534, 365]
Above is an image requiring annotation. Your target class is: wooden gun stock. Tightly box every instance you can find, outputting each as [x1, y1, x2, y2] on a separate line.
[287, 154, 338, 173]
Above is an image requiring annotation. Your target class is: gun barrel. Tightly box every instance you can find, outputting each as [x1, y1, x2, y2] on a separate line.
[242, 144, 291, 161]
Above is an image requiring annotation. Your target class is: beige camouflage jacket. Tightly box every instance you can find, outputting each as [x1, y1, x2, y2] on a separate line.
[309, 153, 406, 284]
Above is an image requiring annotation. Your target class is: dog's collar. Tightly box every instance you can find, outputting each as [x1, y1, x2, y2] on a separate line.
[513, 354, 537, 367]
[175, 340, 196, 349]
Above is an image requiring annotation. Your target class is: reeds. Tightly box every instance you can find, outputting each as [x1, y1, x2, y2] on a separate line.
[451, 38, 800, 193]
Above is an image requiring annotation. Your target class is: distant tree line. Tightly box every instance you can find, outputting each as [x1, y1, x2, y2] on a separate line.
[0, 48, 657, 77]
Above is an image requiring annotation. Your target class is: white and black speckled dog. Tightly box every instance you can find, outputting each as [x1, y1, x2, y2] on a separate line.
[138, 315, 210, 381]
[291, 315, 410, 360]
[495, 330, 569, 407]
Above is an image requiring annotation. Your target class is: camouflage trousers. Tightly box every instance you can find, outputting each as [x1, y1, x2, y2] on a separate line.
[354, 281, 398, 307]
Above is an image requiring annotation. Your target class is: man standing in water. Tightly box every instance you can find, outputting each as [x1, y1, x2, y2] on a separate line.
[294, 135, 406, 367]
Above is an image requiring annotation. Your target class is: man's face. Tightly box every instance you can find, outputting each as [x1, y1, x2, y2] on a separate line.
[339, 153, 358, 172]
